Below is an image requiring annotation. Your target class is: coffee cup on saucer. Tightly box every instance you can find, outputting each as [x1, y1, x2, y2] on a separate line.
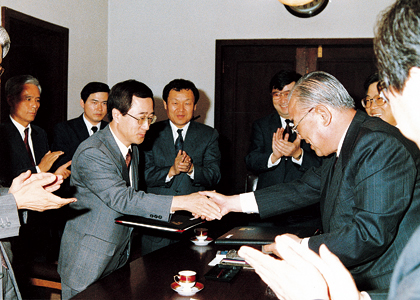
[195, 228, 208, 241]
[174, 270, 196, 291]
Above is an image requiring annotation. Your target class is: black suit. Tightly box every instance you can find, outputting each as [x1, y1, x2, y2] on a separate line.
[0, 119, 49, 186]
[51, 114, 108, 169]
[245, 112, 323, 228]
[245, 112, 322, 189]
[254, 111, 420, 291]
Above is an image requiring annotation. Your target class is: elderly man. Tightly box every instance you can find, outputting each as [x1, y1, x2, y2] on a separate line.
[203, 71, 420, 291]
[237, 1, 420, 299]
[0, 25, 76, 300]
[0, 75, 71, 186]
[58, 79, 222, 299]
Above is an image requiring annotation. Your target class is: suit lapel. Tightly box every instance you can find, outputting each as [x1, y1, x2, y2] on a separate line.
[72, 115, 90, 143]
[321, 111, 366, 230]
[101, 126, 131, 186]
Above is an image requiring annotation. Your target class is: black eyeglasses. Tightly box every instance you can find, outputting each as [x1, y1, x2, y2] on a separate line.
[271, 91, 290, 98]
[292, 107, 314, 136]
[126, 113, 157, 126]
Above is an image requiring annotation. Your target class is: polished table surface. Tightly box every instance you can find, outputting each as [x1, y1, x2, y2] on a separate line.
[71, 239, 277, 300]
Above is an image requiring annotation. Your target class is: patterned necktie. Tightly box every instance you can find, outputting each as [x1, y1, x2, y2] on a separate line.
[175, 129, 184, 152]
[125, 149, 132, 168]
[91, 126, 98, 134]
[24, 128, 36, 166]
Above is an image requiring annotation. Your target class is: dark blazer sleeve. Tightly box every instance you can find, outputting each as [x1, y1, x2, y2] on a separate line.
[245, 118, 274, 173]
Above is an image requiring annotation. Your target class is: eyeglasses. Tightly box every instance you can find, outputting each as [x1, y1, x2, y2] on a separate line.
[126, 113, 157, 126]
[292, 107, 314, 136]
[0, 65, 4, 77]
[271, 91, 290, 98]
[361, 81, 389, 108]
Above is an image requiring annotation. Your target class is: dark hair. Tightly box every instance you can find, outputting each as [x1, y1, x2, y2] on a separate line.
[80, 82, 110, 102]
[374, 0, 420, 92]
[162, 79, 199, 104]
[107, 79, 154, 121]
[269, 70, 302, 92]
[6, 75, 42, 101]
[363, 73, 380, 92]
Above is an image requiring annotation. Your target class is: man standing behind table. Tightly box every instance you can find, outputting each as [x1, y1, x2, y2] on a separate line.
[51, 82, 109, 177]
[0, 25, 76, 300]
[141, 79, 221, 255]
[58, 79, 222, 300]
[203, 71, 420, 291]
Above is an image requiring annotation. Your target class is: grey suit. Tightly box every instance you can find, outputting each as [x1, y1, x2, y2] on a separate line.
[58, 125, 173, 296]
[254, 111, 420, 291]
[140, 120, 221, 254]
[0, 189, 22, 300]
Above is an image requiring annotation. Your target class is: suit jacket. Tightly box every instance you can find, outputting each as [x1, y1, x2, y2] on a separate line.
[245, 112, 322, 189]
[51, 114, 108, 168]
[254, 110, 420, 291]
[57, 125, 173, 292]
[0, 189, 22, 300]
[143, 120, 221, 195]
[0, 120, 49, 186]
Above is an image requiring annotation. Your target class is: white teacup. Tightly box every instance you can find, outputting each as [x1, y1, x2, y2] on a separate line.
[174, 270, 196, 290]
[195, 228, 208, 241]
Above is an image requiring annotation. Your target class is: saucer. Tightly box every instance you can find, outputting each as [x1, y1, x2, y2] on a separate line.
[191, 237, 213, 246]
[171, 282, 204, 296]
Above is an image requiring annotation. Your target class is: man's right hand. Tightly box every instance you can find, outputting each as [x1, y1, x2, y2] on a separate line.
[168, 150, 192, 177]
[198, 191, 242, 216]
[38, 150, 64, 172]
[10, 171, 76, 211]
[171, 192, 222, 221]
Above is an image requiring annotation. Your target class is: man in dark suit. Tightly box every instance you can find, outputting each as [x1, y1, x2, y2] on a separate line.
[51, 82, 109, 173]
[58, 79, 222, 299]
[0, 75, 71, 186]
[245, 70, 323, 228]
[141, 79, 221, 255]
[51, 82, 109, 196]
[203, 71, 420, 291]
[0, 25, 76, 300]
[245, 70, 322, 189]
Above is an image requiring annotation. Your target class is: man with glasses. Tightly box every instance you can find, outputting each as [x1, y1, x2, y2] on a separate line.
[58, 79, 222, 299]
[202, 71, 420, 291]
[361, 73, 396, 126]
[245, 70, 322, 190]
[141, 79, 221, 255]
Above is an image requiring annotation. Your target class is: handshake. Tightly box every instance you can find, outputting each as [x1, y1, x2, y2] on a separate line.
[171, 191, 241, 221]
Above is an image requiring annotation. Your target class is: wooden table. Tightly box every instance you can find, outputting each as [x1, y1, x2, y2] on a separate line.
[71, 239, 277, 300]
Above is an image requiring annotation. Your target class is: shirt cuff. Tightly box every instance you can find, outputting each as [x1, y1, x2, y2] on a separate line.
[240, 192, 259, 213]
[36, 166, 41, 173]
[268, 153, 281, 168]
[301, 237, 310, 248]
[360, 291, 371, 300]
[291, 149, 304, 165]
[165, 175, 173, 183]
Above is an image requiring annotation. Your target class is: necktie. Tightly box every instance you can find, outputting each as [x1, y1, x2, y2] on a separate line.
[284, 119, 293, 137]
[125, 149, 132, 168]
[91, 126, 98, 134]
[175, 129, 184, 152]
[24, 128, 36, 166]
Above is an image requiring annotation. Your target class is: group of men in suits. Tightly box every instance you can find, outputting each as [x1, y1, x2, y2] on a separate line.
[237, 0, 420, 299]
[57, 79, 222, 299]
[0, 25, 76, 300]
[203, 69, 420, 292]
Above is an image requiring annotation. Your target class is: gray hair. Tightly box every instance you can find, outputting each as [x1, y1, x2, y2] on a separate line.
[5, 75, 42, 100]
[290, 71, 355, 111]
[0, 26, 11, 58]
